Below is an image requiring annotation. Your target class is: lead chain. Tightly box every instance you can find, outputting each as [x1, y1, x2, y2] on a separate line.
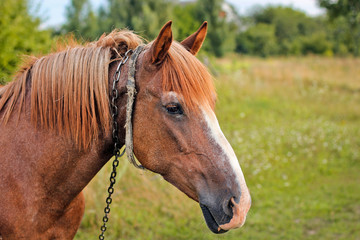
[99, 49, 133, 240]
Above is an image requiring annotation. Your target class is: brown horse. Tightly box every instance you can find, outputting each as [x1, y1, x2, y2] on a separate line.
[0, 21, 251, 239]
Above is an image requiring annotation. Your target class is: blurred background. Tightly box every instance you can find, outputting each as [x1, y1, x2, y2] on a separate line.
[1, 0, 359, 239]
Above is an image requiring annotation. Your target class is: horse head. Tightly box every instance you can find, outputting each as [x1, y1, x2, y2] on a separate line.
[125, 21, 251, 233]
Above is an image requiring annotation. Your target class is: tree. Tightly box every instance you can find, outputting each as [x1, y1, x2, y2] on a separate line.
[252, 6, 326, 55]
[300, 32, 332, 55]
[318, 0, 360, 55]
[0, 0, 52, 84]
[59, 0, 240, 56]
[236, 23, 278, 57]
[102, 0, 173, 40]
[194, 0, 238, 57]
[236, 6, 332, 56]
[172, 2, 202, 41]
[62, 0, 99, 41]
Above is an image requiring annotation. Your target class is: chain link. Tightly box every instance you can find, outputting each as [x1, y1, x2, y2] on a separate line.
[99, 49, 133, 240]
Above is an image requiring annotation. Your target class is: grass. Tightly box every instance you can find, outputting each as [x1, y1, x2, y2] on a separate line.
[75, 56, 360, 240]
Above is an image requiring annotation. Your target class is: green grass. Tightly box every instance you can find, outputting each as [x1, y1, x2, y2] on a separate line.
[75, 56, 360, 240]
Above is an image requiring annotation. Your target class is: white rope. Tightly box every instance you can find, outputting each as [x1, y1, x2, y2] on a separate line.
[125, 45, 145, 169]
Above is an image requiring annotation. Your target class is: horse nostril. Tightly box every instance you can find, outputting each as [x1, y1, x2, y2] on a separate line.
[223, 196, 235, 217]
[228, 197, 234, 208]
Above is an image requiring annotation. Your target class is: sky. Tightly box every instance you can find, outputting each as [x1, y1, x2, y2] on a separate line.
[38, 0, 325, 28]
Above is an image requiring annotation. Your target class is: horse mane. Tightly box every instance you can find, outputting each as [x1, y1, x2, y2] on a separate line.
[0, 29, 216, 149]
[0, 30, 143, 149]
[162, 42, 216, 113]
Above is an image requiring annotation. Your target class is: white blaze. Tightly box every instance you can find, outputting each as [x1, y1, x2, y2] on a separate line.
[201, 107, 251, 228]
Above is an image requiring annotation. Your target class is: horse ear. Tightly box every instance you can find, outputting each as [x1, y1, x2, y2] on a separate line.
[181, 21, 208, 55]
[150, 21, 173, 64]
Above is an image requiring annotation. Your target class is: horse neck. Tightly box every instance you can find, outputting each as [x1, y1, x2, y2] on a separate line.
[43, 59, 132, 204]
[8, 106, 114, 205]
[1, 62, 129, 207]
[42, 62, 131, 204]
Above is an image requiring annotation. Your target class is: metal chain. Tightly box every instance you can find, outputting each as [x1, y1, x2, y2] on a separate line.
[99, 49, 133, 240]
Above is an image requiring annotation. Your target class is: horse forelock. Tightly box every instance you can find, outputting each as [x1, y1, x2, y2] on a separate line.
[161, 42, 216, 114]
[0, 30, 143, 149]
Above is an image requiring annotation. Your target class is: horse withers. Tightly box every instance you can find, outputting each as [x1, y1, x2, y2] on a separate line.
[0, 21, 251, 239]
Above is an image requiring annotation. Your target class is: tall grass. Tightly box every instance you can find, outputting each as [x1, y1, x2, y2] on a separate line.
[75, 56, 360, 240]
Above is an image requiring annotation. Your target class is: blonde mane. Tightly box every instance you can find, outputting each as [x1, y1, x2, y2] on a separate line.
[0, 30, 216, 149]
[0, 30, 143, 149]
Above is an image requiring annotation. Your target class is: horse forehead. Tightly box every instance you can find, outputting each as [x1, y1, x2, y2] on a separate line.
[163, 91, 179, 100]
[167, 91, 178, 98]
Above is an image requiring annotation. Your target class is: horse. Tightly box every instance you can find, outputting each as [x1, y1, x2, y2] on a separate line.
[0, 21, 251, 239]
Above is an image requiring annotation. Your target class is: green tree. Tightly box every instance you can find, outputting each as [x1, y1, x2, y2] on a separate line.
[236, 23, 278, 57]
[318, 0, 360, 55]
[236, 6, 332, 56]
[62, 0, 99, 41]
[253, 6, 326, 55]
[0, 0, 52, 84]
[327, 17, 351, 56]
[195, 0, 238, 57]
[102, 0, 172, 40]
[300, 32, 332, 55]
[172, 2, 202, 41]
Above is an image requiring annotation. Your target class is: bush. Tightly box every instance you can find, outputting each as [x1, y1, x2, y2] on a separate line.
[300, 32, 332, 55]
[236, 23, 278, 57]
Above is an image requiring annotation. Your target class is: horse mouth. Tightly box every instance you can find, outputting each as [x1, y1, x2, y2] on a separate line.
[200, 204, 228, 234]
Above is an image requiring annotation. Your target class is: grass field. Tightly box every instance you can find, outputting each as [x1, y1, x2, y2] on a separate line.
[75, 56, 360, 240]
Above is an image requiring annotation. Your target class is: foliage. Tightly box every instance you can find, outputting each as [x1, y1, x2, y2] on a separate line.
[99, 0, 173, 40]
[0, 0, 52, 84]
[236, 23, 278, 57]
[318, 0, 360, 56]
[171, 2, 202, 41]
[236, 6, 332, 56]
[300, 32, 332, 56]
[193, 0, 237, 57]
[57, 1, 360, 57]
[59, 0, 239, 56]
[61, 0, 99, 41]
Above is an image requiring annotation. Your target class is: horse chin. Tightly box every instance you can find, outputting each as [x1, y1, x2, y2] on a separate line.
[200, 204, 228, 234]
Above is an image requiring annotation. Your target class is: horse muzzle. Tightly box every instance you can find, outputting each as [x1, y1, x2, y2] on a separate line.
[199, 189, 251, 234]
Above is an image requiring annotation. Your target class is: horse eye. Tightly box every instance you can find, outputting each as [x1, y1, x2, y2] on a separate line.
[165, 103, 183, 115]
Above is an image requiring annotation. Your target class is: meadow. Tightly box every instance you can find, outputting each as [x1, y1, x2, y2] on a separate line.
[75, 56, 360, 240]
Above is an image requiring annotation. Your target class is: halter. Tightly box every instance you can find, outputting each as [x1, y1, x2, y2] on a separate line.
[99, 45, 144, 240]
[125, 46, 145, 169]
